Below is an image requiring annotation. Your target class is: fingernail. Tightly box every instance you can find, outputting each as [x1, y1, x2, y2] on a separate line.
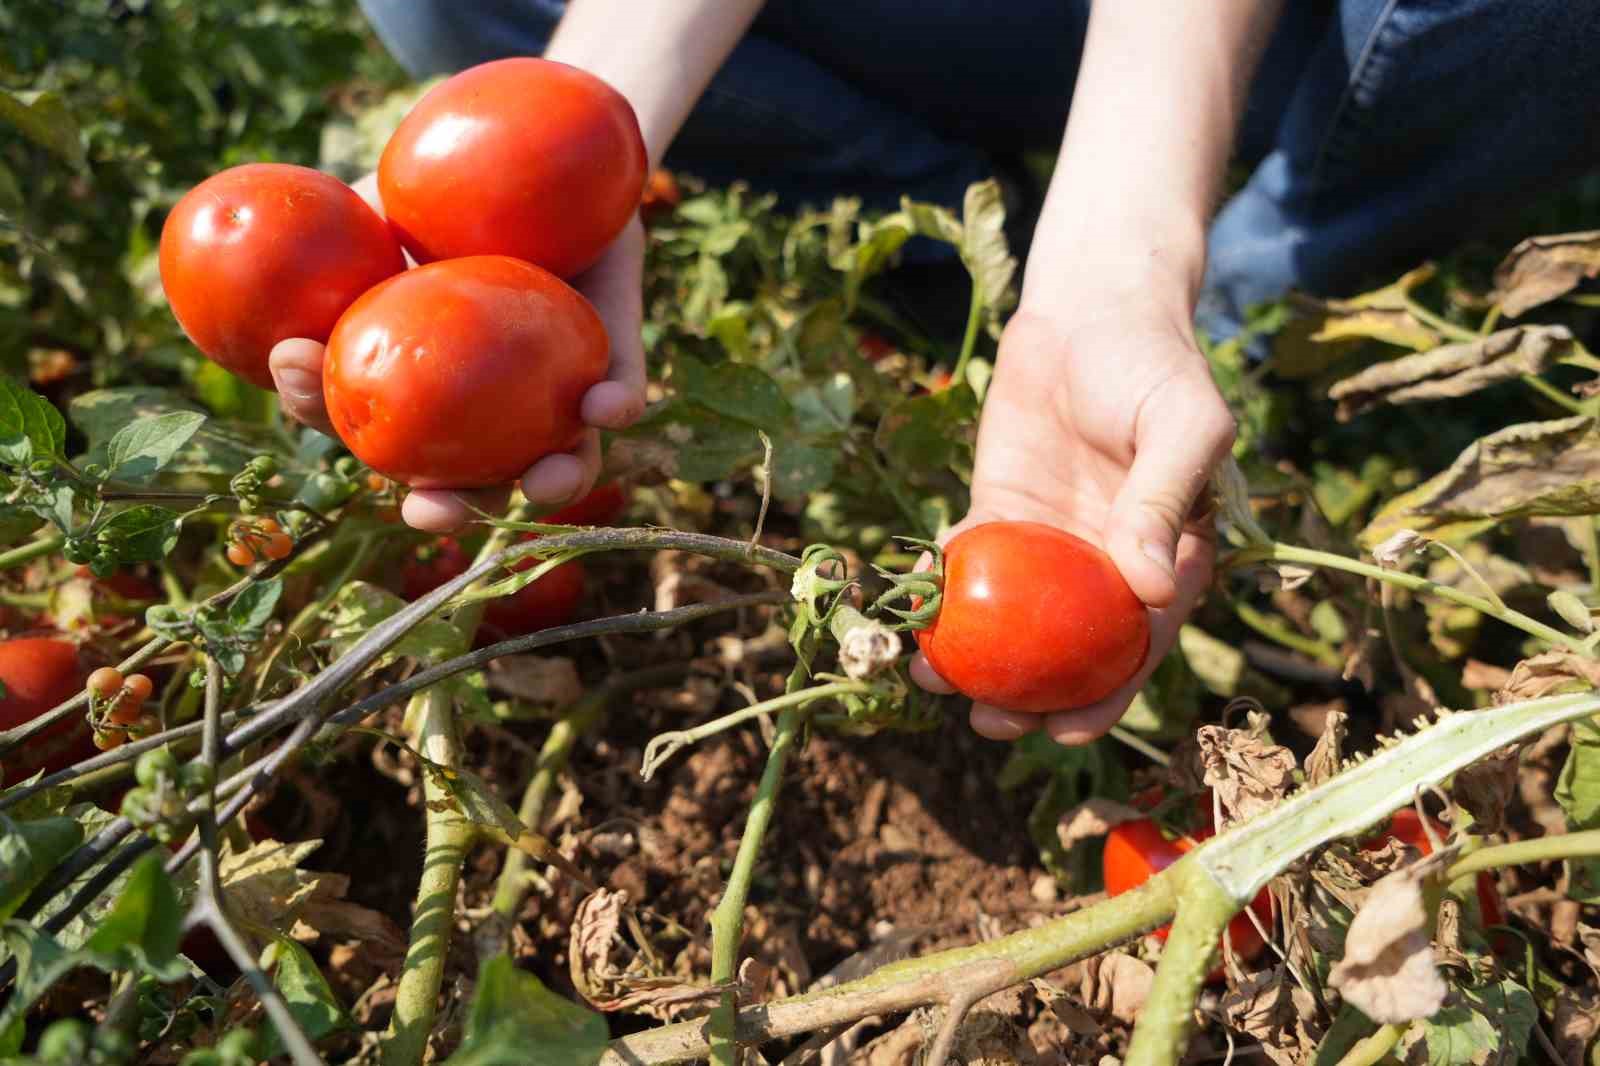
[274, 369, 320, 406]
[1140, 540, 1175, 578]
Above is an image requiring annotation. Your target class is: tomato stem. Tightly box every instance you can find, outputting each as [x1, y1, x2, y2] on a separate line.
[0, 533, 63, 572]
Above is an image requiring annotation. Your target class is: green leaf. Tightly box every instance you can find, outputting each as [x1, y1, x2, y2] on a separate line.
[0, 91, 85, 169]
[326, 581, 467, 663]
[97, 506, 183, 564]
[874, 386, 979, 475]
[0, 374, 67, 467]
[0, 160, 23, 216]
[768, 437, 837, 500]
[1414, 982, 1535, 1065]
[443, 955, 608, 1066]
[104, 412, 207, 482]
[85, 853, 183, 972]
[227, 578, 283, 633]
[71, 388, 287, 487]
[255, 937, 351, 1060]
[841, 214, 913, 309]
[0, 817, 84, 924]
[633, 402, 763, 484]
[1557, 718, 1600, 901]
[791, 375, 855, 436]
[674, 356, 790, 428]
[0, 502, 43, 544]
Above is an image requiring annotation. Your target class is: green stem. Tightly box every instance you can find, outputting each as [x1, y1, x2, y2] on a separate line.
[1123, 858, 1234, 1066]
[1333, 1023, 1403, 1066]
[1522, 373, 1584, 414]
[1232, 599, 1344, 669]
[949, 281, 985, 388]
[1585, 519, 1600, 595]
[1404, 296, 1478, 344]
[641, 680, 874, 781]
[1232, 541, 1587, 654]
[0, 533, 63, 571]
[707, 703, 806, 1066]
[1479, 304, 1503, 336]
[254, 533, 375, 699]
[1446, 828, 1600, 880]
[1108, 726, 1171, 767]
[380, 689, 474, 1066]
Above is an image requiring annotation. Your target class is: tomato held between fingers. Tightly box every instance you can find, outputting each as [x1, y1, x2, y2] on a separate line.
[1102, 817, 1274, 978]
[1365, 808, 1506, 929]
[378, 58, 647, 278]
[0, 638, 94, 779]
[322, 256, 608, 490]
[915, 522, 1150, 713]
[159, 164, 405, 389]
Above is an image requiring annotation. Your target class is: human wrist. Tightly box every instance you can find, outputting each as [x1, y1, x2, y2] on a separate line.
[1018, 222, 1205, 336]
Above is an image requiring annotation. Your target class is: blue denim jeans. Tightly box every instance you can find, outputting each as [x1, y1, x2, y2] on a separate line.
[358, 0, 1600, 341]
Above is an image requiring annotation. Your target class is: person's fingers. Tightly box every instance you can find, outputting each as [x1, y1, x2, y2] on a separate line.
[908, 652, 957, 694]
[1105, 374, 1235, 608]
[522, 430, 601, 508]
[1040, 528, 1215, 746]
[401, 487, 511, 533]
[573, 220, 647, 429]
[969, 705, 1042, 742]
[269, 338, 335, 436]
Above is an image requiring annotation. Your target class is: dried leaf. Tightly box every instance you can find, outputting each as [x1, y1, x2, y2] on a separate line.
[217, 839, 325, 935]
[486, 655, 583, 706]
[1273, 265, 1441, 379]
[1077, 952, 1153, 1025]
[1371, 529, 1428, 568]
[1451, 744, 1522, 837]
[1195, 725, 1297, 823]
[1056, 799, 1144, 851]
[1495, 649, 1600, 704]
[1492, 230, 1600, 317]
[1460, 660, 1513, 692]
[1304, 708, 1349, 787]
[1361, 416, 1600, 549]
[569, 889, 713, 1020]
[1552, 990, 1600, 1066]
[1329, 326, 1582, 420]
[1327, 867, 1448, 1024]
[1218, 968, 1316, 1066]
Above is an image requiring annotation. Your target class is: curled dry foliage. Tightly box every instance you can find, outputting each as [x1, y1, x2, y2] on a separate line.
[1327, 865, 1449, 1024]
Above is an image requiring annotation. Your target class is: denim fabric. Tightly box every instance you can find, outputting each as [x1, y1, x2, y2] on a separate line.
[357, 0, 1600, 340]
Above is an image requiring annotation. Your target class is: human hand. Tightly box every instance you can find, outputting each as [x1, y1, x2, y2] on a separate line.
[910, 300, 1235, 745]
[268, 173, 647, 532]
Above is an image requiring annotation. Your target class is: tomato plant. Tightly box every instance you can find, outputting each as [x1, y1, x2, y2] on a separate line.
[915, 522, 1149, 712]
[1365, 808, 1506, 928]
[159, 163, 405, 389]
[322, 255, 608, 489]
[378, 57, 647, 278]
[401, 536, 585, 645]
[0, 637, 92, 779]
[1102, 816, 1274, 977]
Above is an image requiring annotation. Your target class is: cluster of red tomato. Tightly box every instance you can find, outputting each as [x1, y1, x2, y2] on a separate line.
[159, 57, 650, 491]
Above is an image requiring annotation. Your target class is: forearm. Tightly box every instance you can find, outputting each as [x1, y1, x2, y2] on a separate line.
[1026, 1, 1284, 313]
[545, 1, 765, 167]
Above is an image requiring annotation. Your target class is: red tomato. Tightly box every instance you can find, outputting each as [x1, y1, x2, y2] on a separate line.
[159, 164, 405, 389]
[0, 638, 93, 780]
[378, 58, 647, 278]
[1365, 809, 1506, 928]
[75, 565, 159, 607]
[543, 482, 628, 527]
[322, 256, 608, 489]
[915, 522, 1149, 713]
[857, 332, 896, 364]
[401, 536, 585, 646]
[1103, 818, 1274, 979]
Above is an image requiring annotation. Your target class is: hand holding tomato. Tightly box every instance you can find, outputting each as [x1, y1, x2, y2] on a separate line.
[270, 212, 646, 532]
[910, 303, 1235, 745]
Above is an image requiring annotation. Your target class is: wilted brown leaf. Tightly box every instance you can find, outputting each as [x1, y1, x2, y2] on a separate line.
[1056, 799, 1145, 851]
[218, 839, 326, 935]
[1329, 325, 1583, 420]
[1077, 952, 1153, 1025]
[1360, 416, 1600, 549]
[1218, 968, 1318, 1066]
[1492, 230, 1600, 318]
[1327, 867, 1448, 1023]
[486, 655, 582, 706]
[1460, 659, 1513, 692]
[1451, 744, 1522, 836]
[1496, 649, 1600, 704]
[1273, 266, 1442, 380]
[1195, 725, 1297, 823]
[1304, 708, 1349, 787]
[569, 888, 715, 1020]
[1553, 990, 1600, 1066]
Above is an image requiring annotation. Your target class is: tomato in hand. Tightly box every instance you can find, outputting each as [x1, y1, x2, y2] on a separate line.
[1365, 808, 1506, 929]
[378, 58, 647, 278]
[0, 638, 93, 780]
[1102, 817, 1274, 978]
[401, 535, 585, 646]
[543, 482, 628, 527]
[159, 163, 405, 389]
[322, 256, 608, 490]
[915, 522, 1149, 713]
